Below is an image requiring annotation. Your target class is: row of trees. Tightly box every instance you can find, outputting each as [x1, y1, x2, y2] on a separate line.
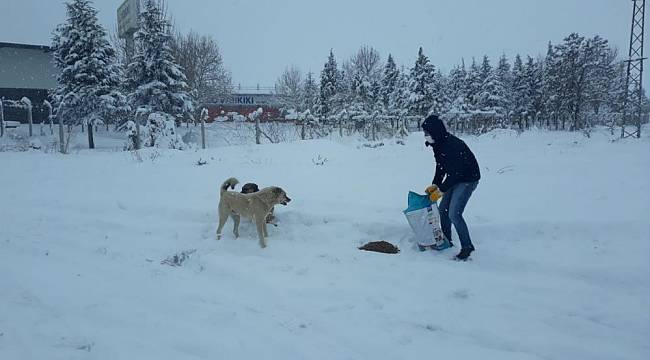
[276, 33, 636, 137]
[50, 0, 229, 149]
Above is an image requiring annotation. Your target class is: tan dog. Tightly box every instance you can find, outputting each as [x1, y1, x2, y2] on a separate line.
[241, 182, 276, 224]
[216, 178, 291, 248]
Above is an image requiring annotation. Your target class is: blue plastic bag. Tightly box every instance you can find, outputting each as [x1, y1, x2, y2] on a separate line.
[403, 192, 451, 251]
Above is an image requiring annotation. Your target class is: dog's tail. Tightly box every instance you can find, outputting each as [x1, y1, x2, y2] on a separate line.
[220, 177, 239, 195]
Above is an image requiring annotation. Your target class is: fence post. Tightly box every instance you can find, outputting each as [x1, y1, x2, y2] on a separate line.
[57, 103, 65, 153]
[87, 120, 95, 149]
[22, 97, 33, 137]
[255, 116, 261, 145]
[0, 99, 4, 138]
[200, 108, 207, 149]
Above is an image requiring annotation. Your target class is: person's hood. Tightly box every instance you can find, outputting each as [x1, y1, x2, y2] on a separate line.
[421, 115, 449, 143]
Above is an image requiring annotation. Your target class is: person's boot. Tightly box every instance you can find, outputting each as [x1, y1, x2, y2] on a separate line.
[454, 247, 474, 261]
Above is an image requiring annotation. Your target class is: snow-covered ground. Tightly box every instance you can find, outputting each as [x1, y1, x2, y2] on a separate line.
[0, 127, 649, 359]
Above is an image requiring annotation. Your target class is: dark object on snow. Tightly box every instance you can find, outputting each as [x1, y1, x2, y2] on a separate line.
[454, 246, 475, 261]
[358, 241, 400, 254]
[196, 158, 208, 166]
[422, 115, 480, 192]
[161, 249, 197, 266]
[362, 142, 384, 149]
[241, 183, 260, 193]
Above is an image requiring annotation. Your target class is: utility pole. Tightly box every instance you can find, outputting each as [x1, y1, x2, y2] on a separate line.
[622, 0, 646, 138]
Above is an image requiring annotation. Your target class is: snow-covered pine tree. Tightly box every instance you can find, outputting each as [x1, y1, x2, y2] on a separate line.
[466, 58, 483, 110]
[126, 0, 192, 148]
[511, 54, 531, 128]
[447, 61, 467, 104]
[433, 69, 448, 114]
[496, 54, 513, 118]
[302, 71, 318, 114]
[319, 50, 339, 120]
[389, 70, 411, 137]
[479, 55, 493, 85]
[381, 54, 399, 114]
[479, 70, 509, 117]
[542, 41, 563, 129]
[524, 56, 545, 127]
[51, 0, 126, 149]
[408, 47, 437, 122]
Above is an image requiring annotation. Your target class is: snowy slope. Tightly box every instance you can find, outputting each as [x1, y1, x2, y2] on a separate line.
[0, 129, 649, 359]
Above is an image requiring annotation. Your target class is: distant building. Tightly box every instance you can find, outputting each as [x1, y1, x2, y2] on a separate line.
[203, 93, 285, 122]
[0, 42, 58, 123]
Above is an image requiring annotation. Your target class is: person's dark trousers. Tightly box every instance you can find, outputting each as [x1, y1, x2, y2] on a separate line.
[438, 181, 479, 250]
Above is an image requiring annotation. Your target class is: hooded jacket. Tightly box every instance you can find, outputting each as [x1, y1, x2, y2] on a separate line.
[422, 115, 480, 192]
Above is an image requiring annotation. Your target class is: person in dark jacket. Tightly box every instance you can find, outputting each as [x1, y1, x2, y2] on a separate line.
[422, 115, 480, 260]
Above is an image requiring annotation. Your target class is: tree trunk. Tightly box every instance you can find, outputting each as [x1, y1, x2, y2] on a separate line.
[301, 122, 306, 140]
[87, 122, 95, 149]
[255, 117, 261, 145]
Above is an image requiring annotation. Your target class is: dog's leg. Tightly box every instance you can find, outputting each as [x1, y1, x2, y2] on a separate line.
[255, 215, 267, 248]
[263, 220, 269, 238]
[216, 211, 229, 240]
[232, 214, 241, 238]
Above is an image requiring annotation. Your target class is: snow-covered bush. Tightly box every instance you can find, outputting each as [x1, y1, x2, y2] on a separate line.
[144, 112, 185, 149]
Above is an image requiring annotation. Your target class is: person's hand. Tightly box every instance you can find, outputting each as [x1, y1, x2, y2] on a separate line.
[429, 189, 443, 202]
[424, 134, 434, 147]
[425, 185, 438, 194]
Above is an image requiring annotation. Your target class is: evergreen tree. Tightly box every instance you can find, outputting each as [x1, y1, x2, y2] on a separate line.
[511, 54, 531, 128]
[389, 71, 411, 136]
[127, 0, 192, 122]
[51, 0, 125, 149]
[319, 49, 339, 119]
[302, 71, 318, 113]
[496, 54, 513, 116]
[408, 47, 437, 119]
[432, 69, 447, 114]
[447, 61, 468, 104]
[524, 56, 545, 125]
[478, 69, 509, 116]
[543, 41, 563, 128]
[480, 55, 493, 84]
[381, 54, 399, 111]
[466, 58, 482, 110]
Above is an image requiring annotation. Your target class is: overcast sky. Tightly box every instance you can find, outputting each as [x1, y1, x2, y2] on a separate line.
[0, 0, 640, 88]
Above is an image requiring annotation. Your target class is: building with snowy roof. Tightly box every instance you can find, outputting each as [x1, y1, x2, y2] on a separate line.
[0, 42, 58, 123]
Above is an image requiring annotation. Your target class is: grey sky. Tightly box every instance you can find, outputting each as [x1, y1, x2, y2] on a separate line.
[0, 0, 639, 87]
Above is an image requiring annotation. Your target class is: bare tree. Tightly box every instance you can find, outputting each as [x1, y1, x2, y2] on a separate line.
[349, 45, 382, 81]
[171, 31, 232, 105]
[275, 65, 303, 114]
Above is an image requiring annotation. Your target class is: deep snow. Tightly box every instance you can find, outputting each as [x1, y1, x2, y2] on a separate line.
[0, 127, 649, 359]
